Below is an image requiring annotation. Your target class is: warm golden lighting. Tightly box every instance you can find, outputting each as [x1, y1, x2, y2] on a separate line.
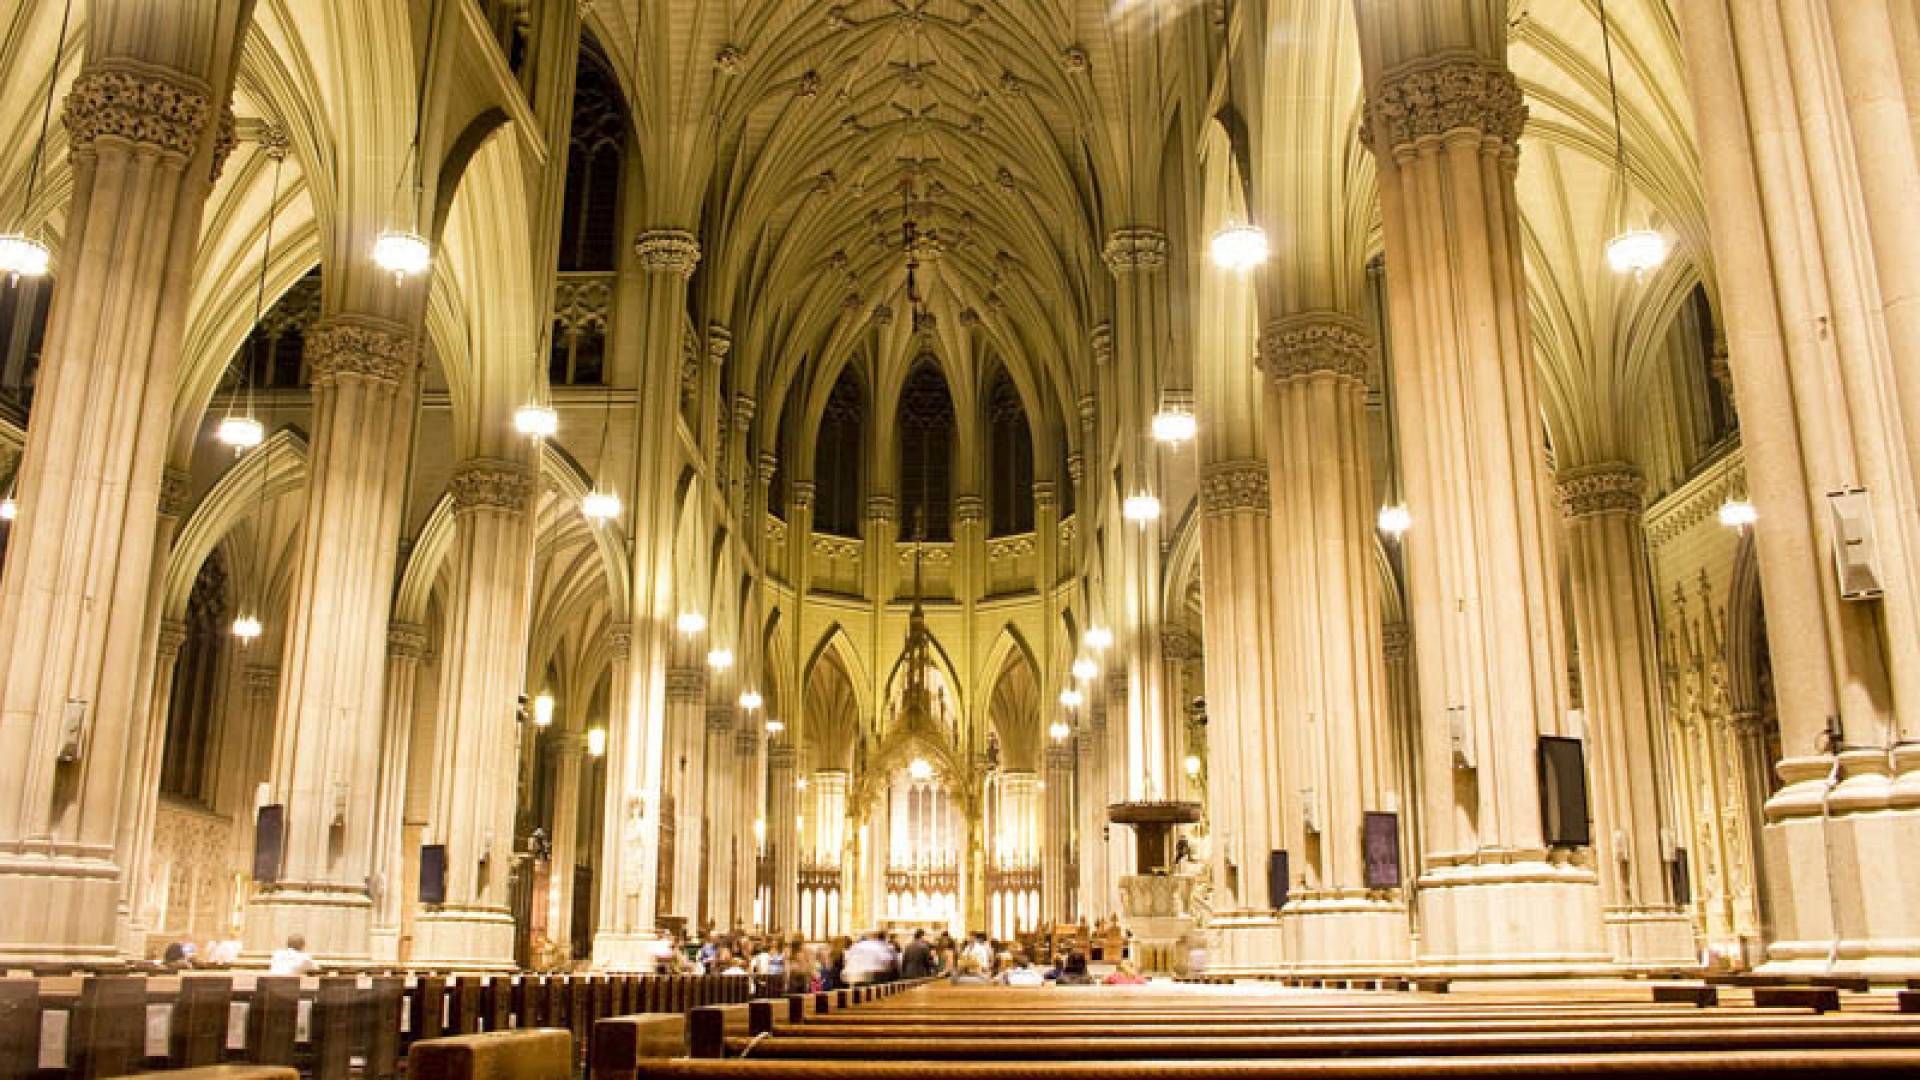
[581, 489, 622, 523]
[1083, 627, 1113, 651]
[1718, 499, 1758, 529]
[1072, 656, 1098, 681]
[0, 234, 51, 282]
[1378, 504, 1412, 536]
[586, 727, 607, 757]
[1209, 223, 1269, 271]
[908, 757, 934, 782]
[514, 403, 558, 438]
[372, 230, 431, 282]
[1606, 229, 1669, 276]
[231, 614, 263, 643]
[1122, 493, 1162, 523]
[707, 647, 735, 670]
[676, 610, 708, 635]
[1059, 687, 1084, 709]
[532, 691, 555, 728]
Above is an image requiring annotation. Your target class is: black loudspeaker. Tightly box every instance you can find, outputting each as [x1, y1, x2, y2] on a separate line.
[1267, 850, 1289, 910]
[1538, 735, 1592, 847]
[1670, 848, 1692, 905]
[1363, 811, 1402, 889]
[253, 804, 285, 884]
[420, 844, 448, 906]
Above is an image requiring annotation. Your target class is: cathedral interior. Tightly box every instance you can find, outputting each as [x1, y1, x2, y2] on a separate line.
[1, 0, 1918, 985]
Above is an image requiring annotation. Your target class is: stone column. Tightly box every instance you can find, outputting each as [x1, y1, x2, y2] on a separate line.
[546, 732, 587, 956]
[1258, 315, 1408, 968]
[1075, 718, 1103, 920]
[1676, 0, 1920, 976]
[0, 18, 243, 963]
[248, 314, 420, 964]
[597, 229, 700, 967]
[733, 726, 763, 927]
[118, 620, 188, 953]
[368, 623, 428, 962]
[664, 665, 708, 925]
[702, 704, 736, 929]
[865, 495, 897, 603]
[1352, 18, 1604, 969]
[408, 459, 534, 969]
[1103, 230, 1175, 803]
[1195, 460, 1286, 963]
[766, 745, 798, 932]
[1043, 744, 1075, 922]
[1556, 465, 1693, 966]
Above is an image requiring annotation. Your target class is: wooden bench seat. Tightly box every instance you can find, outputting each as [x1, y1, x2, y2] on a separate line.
[759, 1014, 1920, 1040]
[633, 1050, 1920, 1079]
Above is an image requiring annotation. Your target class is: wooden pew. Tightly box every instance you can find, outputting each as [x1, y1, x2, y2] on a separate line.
[67, 976, 145, 1080]
[633, 1053, 1920, 1079]
[0, 978, 40, 1080]
[409, 1029, 572, 1080]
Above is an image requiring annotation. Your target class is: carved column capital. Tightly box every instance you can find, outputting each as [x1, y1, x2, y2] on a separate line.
[768, 745, 797, 769]
[734, 729, 760, 756]
[1382, 622, 1412, 662]
[707, 705, 735, 733]
[667, 666, 709, 702]
[732, 394, 756, 429]
[1199, 460, 1270, 515]
[789, 482, 816, 510]
[707, 324, 733, 363]
[1363, 58, 1527, 154]
[245, 664, 280, 701]
[387, 622, 430, 660]
[158, 467, 194, 521]
[865, 494, 897, 524]
[1161, 625, 1200, 662]
[1101, 227, 1168, 273]
[305, 315, 416, 388]
[64, 64, 214, 162]
[953, 494, 986, 526]
[449, 458, 533, 515]
[635, 229, 702, 276]
[1046, 745, 1075, 773]
[1066, 453, 1085, 485]
[1556, 464, 1645, 520]
[1258, 312, 1373, 384]
[157, 619, 188, 660]
[605, 622, 633, 661]
[757, 452, 779, 485]
[1089, 325, 1113, 367]
[1032, 481, 1057, 511]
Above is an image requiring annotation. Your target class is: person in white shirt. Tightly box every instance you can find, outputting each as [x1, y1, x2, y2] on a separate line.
[268, 934, 319, 976]
[842, 932, 897, 985]
[996, 950, 1045, 987]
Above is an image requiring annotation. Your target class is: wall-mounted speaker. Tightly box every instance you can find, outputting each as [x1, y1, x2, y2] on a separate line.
[420, 844, 448, 906]
[1267, 849, 1289, 910]
[1538, 735, 1592, 847]
[253, 804, 285, 884]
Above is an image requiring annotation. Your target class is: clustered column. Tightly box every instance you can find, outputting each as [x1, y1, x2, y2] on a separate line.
[368, 622, 428, 961]
[664, 665, 709, 926]
[1556, 465, 1692, 965]
[1353, 12, 1605, 968]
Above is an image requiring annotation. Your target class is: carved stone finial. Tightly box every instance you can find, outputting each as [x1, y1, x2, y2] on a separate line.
[305, 315, 416, 387]
[1258, 312, 1373, 384]
[1362, 59, 1528, 153]
[1199, 460, 1270, 515]
[635, 229, 701, 276]
[449, 458, 533, 515]
[64, 64, 214, 162]
[1556, 464, 1645, 520]
[1101, 227, 1168, 274]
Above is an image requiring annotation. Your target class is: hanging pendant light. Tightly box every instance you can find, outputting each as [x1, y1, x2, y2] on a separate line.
[532, 691, 556, 728]
[1122, 492, 1162, 523]
[1071, 656, 1098, 681]
[0, 494, 15, 522]
[581, 488, 622, 522]
[514, 402, 558, 438]
[1150, 408, 1197, 445]
[1, 0, 73, 286]
[676, 610, 708, 635]
[908, 757, 934, 782]
[707, 647, 735, 671]
[217, 415, 266, 450]
[587, 727, 607, 757]
[1058, 687, 1084, 709]
[1598, 0, 1668, 278]
[372, 230, 431, 284]
[765, 718, 785, 735]
[1083, 626, 1113, 651]
[1718, 498, 1758, 529]
[1209, 222, 1269, 271]
[739, 689, 763, 711]
[220, 139, 288, 454]
[231, 613, 264, 644]
[1377, 503, 1412, 537]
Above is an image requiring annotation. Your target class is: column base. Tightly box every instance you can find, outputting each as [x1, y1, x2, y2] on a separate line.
[0, 846, 122, 965]
[1758, 754, 1920, 979]
[1283, 891, 1411, 970]
[1208, 910, 1286, 972]
[593, 930, 669, 972]
[244, 883, 373, 965]
[1603, 907, 1699, 969]
[412, 906, 516, 970]
[1415, 856, 1610, 975]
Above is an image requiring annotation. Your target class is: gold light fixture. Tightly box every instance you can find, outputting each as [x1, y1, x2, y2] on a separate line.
[1083, 626, 1113, 651]
[1598, 0, 1668, 278]
[532, 691, 556, 728]
[1059, 687, 1084, 709]
[707, 647, 735, 671]
[514, 402, 558, 439]
[1122, 493, 1162, 523]
[0, 0, 71, 285]
[1209, 223, 1269, 271]
[1377, 504, 1412, 537]
[587, 727, 607, 757]
[676, 610, 708, 635]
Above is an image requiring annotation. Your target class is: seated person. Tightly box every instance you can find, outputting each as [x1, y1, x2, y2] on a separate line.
[950, 953, 991, 985]
[1102, 959, 1148, 985]
[996, 949, 1046, 987]
[1053, 951, 1095, 985]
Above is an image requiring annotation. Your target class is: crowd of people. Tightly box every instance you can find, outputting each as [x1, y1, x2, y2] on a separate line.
[657, 921, 1156, 990]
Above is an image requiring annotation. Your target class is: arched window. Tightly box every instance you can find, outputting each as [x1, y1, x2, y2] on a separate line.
[988, 368, 1035, 536]
[815, 367, 864, 537]
[231, 267, 320, 389]
[551, 45, 626, 386]
[161, 554, 229, 804]
[898, 356, 956, 542]
[0, 274, 52, 412]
